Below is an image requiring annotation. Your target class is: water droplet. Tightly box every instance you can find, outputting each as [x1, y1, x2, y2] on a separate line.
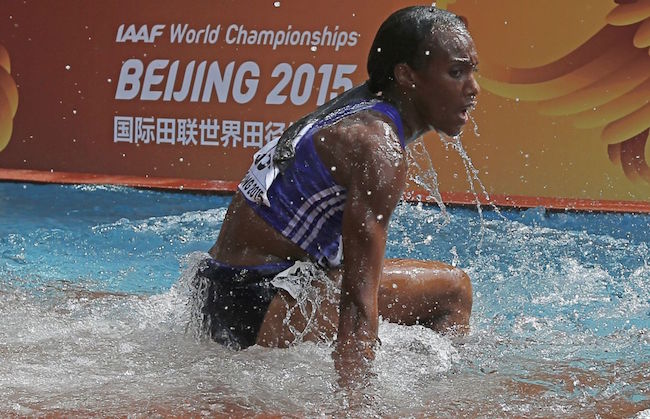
[331, 166, 336, 171]
[469, 114, 480, 137]
[450, 246, 459, 267]
[273, 1, 280, 6]
[405, 139, 449, 224]
[65, 65, 71, 70]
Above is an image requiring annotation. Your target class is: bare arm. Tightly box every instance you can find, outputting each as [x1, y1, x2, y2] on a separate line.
[327, 117, 407, 384]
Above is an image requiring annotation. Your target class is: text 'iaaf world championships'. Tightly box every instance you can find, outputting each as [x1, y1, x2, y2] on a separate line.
[115, 23, 360, 51]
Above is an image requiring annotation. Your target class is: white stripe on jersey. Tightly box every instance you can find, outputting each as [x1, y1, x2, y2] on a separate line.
[288, 194, 346, 244]
[300, 202, 346, 250]
[281, 185, 345, 237]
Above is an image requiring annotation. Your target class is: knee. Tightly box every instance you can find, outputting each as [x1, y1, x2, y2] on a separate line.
[408, 263, 472, 309]
[431, 267, 472, 332]
[447, 267, 472, 310]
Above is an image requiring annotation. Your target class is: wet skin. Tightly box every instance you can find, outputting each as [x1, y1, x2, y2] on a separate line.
[397, 29, 480, 139]
[210, 29, 479, 383]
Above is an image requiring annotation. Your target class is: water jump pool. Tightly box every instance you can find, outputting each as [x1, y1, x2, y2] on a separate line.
[1, 181, 648, 417]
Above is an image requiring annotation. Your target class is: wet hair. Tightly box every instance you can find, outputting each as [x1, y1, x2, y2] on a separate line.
[367, 6, 468, 93]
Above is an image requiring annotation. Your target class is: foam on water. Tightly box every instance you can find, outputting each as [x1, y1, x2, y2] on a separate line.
[1, 182, 649, 416]
[0, 253, 460, 416]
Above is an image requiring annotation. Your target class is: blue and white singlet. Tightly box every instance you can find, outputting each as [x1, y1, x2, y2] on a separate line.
[238, 99, 405, 268]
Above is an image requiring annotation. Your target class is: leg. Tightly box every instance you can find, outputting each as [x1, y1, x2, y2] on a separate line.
[377, 259, 472, 333]
[256, 259, 472, 347]
[257, 268, 342, 348]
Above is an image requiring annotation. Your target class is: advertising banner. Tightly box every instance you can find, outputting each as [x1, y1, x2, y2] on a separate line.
[1, 0, 649, 212]
[440, 0, 650, 211]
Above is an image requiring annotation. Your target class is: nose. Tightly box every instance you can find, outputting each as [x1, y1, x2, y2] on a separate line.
[466, 73, 480, 99]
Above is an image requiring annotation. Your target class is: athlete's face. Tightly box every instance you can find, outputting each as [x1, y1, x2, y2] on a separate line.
[410, 29, 479, 137]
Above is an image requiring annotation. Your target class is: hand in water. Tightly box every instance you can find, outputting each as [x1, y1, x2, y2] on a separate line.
[332, 337, 377, 389]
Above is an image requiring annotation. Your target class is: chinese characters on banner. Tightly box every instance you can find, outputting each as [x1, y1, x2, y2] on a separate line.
[113, 116, 287, 148]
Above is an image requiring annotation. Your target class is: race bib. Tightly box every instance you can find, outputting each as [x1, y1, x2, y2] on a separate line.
[238, 138, 280, 207]
[238, 121, 315, 207]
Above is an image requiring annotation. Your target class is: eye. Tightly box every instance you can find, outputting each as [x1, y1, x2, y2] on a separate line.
[449, 68, 462, 79]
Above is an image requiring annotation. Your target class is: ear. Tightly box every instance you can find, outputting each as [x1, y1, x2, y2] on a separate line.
[393, 63, 418, 90]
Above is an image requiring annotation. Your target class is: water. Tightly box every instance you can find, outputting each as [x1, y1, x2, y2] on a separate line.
[1, 182, 649, 417]
[405, 138, 450, 224]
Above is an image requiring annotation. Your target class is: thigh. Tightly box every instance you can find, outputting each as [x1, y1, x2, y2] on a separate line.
[256, 268, 342, 348]
[377, 259, 472, 329]
[256, 259, 471, 347]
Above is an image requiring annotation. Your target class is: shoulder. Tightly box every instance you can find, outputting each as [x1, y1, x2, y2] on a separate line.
[314, 109, 408, 194]
[320, 109, 405, 168]
[334, 110, 402, 155]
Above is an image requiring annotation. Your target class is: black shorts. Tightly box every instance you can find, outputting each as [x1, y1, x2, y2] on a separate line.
[195, 258, 292, 350]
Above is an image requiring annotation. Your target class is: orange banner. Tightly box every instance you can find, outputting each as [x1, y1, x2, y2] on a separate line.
[1, 1, 649, 212]
[434, 0, 650, 211]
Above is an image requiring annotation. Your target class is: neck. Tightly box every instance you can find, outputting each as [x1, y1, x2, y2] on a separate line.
[381, 86, 432, 146]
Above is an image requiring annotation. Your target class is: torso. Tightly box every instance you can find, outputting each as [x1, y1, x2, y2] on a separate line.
[209, 192, 310, 265]
[210, 86, 406, 268]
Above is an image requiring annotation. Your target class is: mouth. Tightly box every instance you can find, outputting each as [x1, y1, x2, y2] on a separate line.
[459, 102, 477, 123]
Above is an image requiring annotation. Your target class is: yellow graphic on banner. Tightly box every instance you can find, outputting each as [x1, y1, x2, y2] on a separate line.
[434, 0, 456, 10]
[477, 0, 650, 183]
[0, 44, 18, 152]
